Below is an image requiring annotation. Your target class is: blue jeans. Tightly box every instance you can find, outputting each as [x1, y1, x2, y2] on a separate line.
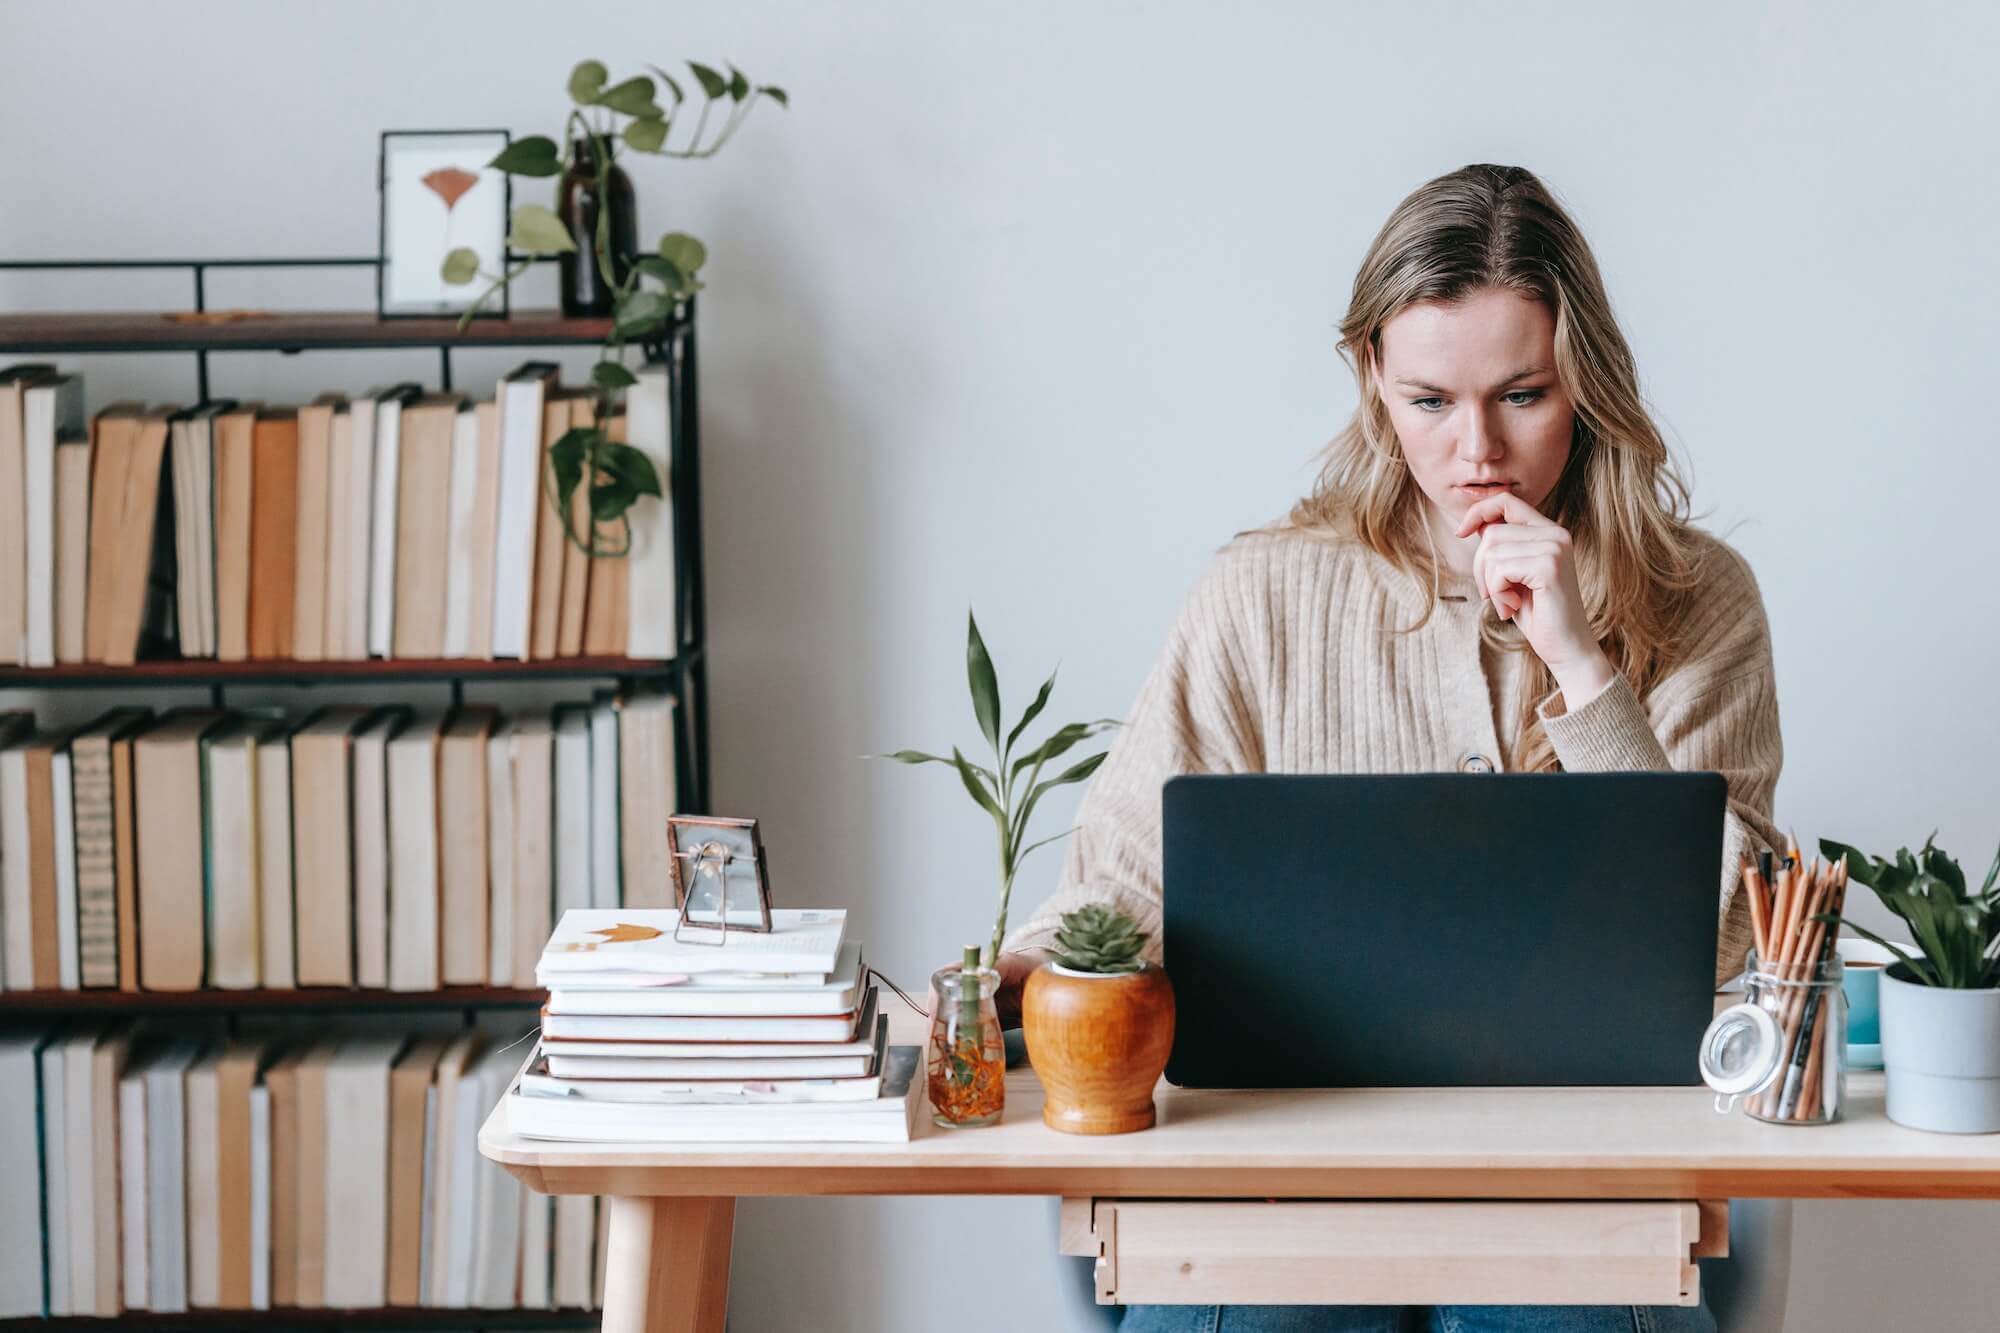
[1117, 1301, 1716, 1332]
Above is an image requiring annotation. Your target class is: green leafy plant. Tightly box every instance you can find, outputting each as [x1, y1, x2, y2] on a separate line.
[444, 58, 786, 555]
[874, 611, 1119, 967]
[1051, 903, 1150, 974]
[1818, 834, 2000, 989]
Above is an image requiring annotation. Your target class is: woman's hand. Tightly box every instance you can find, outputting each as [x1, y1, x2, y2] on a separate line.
[1454, 491, 1617, 707]
[990, 948, 1052, 1029]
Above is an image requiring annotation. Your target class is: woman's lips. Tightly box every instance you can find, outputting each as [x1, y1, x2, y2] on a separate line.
[1456, 482, 1514, 494]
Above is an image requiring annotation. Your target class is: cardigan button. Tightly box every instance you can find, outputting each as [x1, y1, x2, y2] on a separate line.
[1459, 752, 1495, 774]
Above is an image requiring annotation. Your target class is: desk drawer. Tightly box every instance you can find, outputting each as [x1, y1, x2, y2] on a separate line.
[1061, 1200, 1724, 1307]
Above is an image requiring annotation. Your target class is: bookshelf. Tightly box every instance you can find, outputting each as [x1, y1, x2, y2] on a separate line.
[0, 257, 708, 1326]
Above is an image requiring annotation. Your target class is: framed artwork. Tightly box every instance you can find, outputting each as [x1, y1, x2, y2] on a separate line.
[666, 815, 774, 940]
[377, 129, 511, 319]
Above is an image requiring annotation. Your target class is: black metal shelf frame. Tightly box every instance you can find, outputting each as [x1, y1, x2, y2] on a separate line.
[0, 256, 710, 813]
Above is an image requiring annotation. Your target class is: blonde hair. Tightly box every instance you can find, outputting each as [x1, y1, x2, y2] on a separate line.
[1282, 163, 1704, 773]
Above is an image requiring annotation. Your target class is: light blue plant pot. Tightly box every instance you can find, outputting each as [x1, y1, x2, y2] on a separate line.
[1879, 964, 2000, 1134]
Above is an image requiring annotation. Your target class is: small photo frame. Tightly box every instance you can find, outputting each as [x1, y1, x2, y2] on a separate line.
[377, 129, 511, 319]
[667, 815, 774, 940]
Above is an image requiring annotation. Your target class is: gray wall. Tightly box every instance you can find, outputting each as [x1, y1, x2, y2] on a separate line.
[4, 2, 1996, 1327]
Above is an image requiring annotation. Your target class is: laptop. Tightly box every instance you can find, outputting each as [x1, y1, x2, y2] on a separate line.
[1161, 772, 1726, 1089]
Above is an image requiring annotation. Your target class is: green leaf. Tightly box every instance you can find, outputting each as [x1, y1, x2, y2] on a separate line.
[868, 748, 998, 785]
[1818, 839, 1877, 885]
[951, 746, 1006, 822]
[1981, 841, 2000, 900]
[1004, 668, 1057, 765]
[687, 60, 728, 99]
[589, 481, 634, 524]
[508, 203, 576, 255]
[599, 76, 661, 118]
[614, 288, 673, 335]
[568, 60, 610, 104]
[439, 247, 480, 286]
[1922, 840, 1967, 895]
[489, 135, 563, 178]
[633, 255, 688, 294]
[591, 361, 638, 391]
[597, 441, 663, 498]
[727, 64, 750, 100]
[1010, 751, 1110, 862]
[758, 85, 789, 108]
[643, 64, 686, 104]
[657, 232, 707, 276]
[1010, 718, 1119, 783]
[547, 427, 594, 509]
[1015, 827, 1076, 865]
[623, 115, 669, 153]
[965, 611, 1002, 752]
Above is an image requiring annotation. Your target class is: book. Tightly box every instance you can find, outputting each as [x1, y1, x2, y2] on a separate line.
[53, 433, 92, 663]
[519, 1191, 553, 1310]
[581, 408, 631, 655]
[366, 385, 422, 657]
[145, 1038, 204, 1313]
[486, 718, 517, 986]
[290, 706, 375, 987]
[386, 1034, 452, 1307]
[215, 1038, 267, 1310]
[491, 362, 558, 658]
[555, 395, 594, 657]
[588, 694, 620, 908]
[547, 942, 865, 1016]
[292, 394, 345, 662]
[384, 709, 441, 991]
[212, 403, 258, 661]
[468, 1043, 524, 1308]
[86, 1024, 134, 1315]
[552, 1195, 596, 1312]
[24, 373, 84, 667]
[249, 1083, 271, 1310]
[293, 1040, 340, 1309]
[0, 366, 55, 666]
[392, 393, 462, 658]
[552, 706, 591, 923]
[134, 710, 225, 990]
[169, 401, 228, 657]
[441, 403, 481, 658]
[538, 907, 849, 980]
[355, 707, 413, 990]
[625, 364, 678, 659]
[541, 990, 881, 1080]
[247, 409, 299, 658]
[438, 706, 496, 985]
[0, 1037, 46, 1315]
[509, 714, 555, 987]
[320, 404, 354, 660]
[263, 1043, 310, 1308]
[463, 399, 503, 659]
[254, 720, 296, 988]
[508, 1040, 921, 1143]
[203, 717, 266, 989]
[0, 722, 38, 989]
[524, 1018, 887, 1103]
[616, 690, 678, 908]
[70, 708, 148, 990]
[40, 1035, 70, 1313]
[529, 391, 580, 660]
[538, 1002, 868, 1044]
[323, 1035, 405, 1308]
[185, 1046, 224, 1308]
[5, 723, 79, 990]
[53, 744, 78, 988]
[424, 1030, 486, 1307]
[59, 1030, 96, 1314]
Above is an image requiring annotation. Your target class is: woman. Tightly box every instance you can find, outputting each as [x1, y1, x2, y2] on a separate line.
[995, 164, 1783, 1333]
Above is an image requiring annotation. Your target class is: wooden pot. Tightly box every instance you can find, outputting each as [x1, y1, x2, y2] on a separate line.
[1022, 961, 1175, 1134]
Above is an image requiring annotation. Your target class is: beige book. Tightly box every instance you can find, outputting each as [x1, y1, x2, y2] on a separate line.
[88, 1025, 133, 1315]
[556, 395, 594, 657]
[185, 1047, 224, 1308]
[23, 726, 76, 989]
[352, 708, 409, 990]
[384, 709, 442, 991]
[111, 718, 144, 991]
[385, 1034, 452, 1307]
[391, 393, 462, 658]
[70, 707, 148, 990]
[202, 718, 264, 989]
[100, 409, 174, 666]
[247, 408, 298, 660]
[438, 706, 497, 985]
[441, 405, 481, 658]
[593, 1193, 609, 1308]
[528, 391, 583, 659]
[255, 722, 297, 989]
[82, 405, 141, 664]
[485, 720, 515, 986]
[617, 691, 680, 907]
[0, 367, 53, 664]
[510, 715, 555, 987]
[293, 1039, 342, 1308]
[290, 706, 375, 987]
[424, 1030, 486, 1306]
[581, 409, 631, 656]
[624, 365, 677, 659]
[462, 400, 502, 658]
[133, 710, 225, 990]
[265, 1044, 311, 1308]
[320, 406, 353, 659]
[322, 1036, 404, 1308]
[53, 435, 92, 663]
[554, 1194, 596, 1311]
[212, 405, 258, 661]
[214, 1039, 265, 1309]
[291, 395, 343, 661]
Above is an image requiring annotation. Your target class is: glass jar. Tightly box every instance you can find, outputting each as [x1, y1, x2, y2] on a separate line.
[557, 135, 638, 316]
[1701, 948, 1846, 1125]
[927, 955, 1005, 1129]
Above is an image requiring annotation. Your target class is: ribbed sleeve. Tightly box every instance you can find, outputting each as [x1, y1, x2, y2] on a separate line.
[1004, 526, 1784, 989]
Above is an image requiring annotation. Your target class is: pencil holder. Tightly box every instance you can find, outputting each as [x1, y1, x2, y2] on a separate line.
[1704, 950, 1846, 1125]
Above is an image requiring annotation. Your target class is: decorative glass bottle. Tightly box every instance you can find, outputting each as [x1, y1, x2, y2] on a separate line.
[557, 135, 638, 317]
[927, 945, 1005, 1128]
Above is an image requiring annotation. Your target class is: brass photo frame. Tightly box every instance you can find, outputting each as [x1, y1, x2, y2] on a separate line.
[666, 815, 774, 943]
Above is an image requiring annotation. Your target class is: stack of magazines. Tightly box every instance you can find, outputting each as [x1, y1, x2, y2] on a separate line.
[505, 908, 921, 1143]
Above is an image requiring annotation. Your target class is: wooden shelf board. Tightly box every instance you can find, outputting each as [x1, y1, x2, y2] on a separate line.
[0, 308, 624, 354]
[0, 986, 544, 1013]
[0, 1309, 598, 1331]
[0, 655, 680, 688]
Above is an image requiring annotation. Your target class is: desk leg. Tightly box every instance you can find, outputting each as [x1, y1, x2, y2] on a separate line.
[601, 1195, 736, 1333]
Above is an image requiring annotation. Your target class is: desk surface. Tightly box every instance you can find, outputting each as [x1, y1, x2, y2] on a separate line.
[481, 1011, 2000, 1202]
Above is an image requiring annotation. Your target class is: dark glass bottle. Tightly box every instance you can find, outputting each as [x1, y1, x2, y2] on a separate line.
[558, 136, 638, 317]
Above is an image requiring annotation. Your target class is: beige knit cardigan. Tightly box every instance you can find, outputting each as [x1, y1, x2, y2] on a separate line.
[1004, 525, 1784, 988]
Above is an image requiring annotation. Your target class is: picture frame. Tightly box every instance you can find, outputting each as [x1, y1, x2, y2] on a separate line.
[377, 129, 511, 319]
[666, 815, 775, 940]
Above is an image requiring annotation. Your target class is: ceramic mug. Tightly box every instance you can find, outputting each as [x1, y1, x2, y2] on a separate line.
[1836, 936, 1905, 1069]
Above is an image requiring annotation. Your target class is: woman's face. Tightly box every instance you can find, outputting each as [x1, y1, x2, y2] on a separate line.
[1367, 287, 1576, 550]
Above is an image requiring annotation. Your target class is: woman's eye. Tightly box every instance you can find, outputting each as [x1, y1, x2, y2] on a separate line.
[1504, 390, 1545, 406]
[1411, 397, 1446, 413]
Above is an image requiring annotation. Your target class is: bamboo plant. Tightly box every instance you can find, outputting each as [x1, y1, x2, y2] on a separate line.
[1818, 834, 2000, 988]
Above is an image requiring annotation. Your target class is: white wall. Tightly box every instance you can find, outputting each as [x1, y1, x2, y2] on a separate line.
[5, 1, 1997, 1326]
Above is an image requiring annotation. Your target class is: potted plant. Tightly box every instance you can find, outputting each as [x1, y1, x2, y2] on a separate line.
[1022, 904, 1175, 1134]
[1820, 834, 2000, 1133]
[874, 611, 1118, 1126]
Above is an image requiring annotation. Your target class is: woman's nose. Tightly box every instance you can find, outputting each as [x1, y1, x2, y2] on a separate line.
[1455, 406, 1504, 462]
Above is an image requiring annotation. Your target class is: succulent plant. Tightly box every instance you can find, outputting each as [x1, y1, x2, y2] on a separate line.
[1052, 903, 1149, 974]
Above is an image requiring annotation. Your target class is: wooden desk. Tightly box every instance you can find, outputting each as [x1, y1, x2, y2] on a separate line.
[480, 1012, 2000, 1331]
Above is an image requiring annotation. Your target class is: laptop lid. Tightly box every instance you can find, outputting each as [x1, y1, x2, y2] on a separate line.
[1161, 772, 1726, 1089]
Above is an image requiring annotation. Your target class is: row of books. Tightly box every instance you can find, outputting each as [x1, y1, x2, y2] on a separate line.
[0, 361, 678, 667]
[0, 694, 679, 993]
[506, 907, 922, 1143]
[0, 1021, 610, 1319]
